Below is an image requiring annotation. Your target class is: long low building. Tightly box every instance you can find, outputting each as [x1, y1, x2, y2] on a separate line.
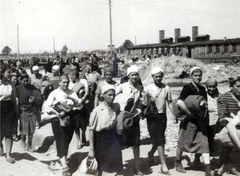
[126, 26, 240, 61]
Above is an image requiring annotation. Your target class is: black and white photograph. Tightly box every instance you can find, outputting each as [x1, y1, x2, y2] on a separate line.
[1, 0, 240, 176]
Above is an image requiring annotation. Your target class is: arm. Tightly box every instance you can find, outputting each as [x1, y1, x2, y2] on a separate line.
[94, 83, 101, 108]
[94, 94, 100, 108]
[177, 85, 193, 118]
[115, 84, 123, 96]
[80, 79, 89, 101]
[44, 91, 60, 117]
[88, 130, 95, 157]
[226, 113, 240, 149]
[67, 92, 82, 106]
[11, 83, 19, 117]
[217, 94, 232, 125]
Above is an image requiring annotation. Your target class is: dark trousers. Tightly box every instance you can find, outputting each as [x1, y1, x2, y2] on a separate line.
[51, 115, 75, 158]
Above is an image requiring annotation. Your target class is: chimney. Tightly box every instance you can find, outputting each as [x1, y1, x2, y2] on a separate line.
[175, 28, 181, 43]
[192, 26, 198, 42]
[159, 30, 165, 43]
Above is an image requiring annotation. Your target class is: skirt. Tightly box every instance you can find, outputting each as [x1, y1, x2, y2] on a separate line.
[121, 115, 140, 147]
[73, 108, 88, 129]
[177, 118, 209, 153]
[20, 111, 36, 135]
[147, 113, 167, 146]
[0, 100, 17, 137]
[94, 129, 123, 173]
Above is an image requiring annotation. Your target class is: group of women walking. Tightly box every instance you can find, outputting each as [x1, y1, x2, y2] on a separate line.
[1, 58, 240, 176]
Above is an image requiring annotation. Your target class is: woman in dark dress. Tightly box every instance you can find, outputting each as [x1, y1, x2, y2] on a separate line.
[16, 74, 42, 151]
[175, 67, 211, 176]
[0, 64, 18, 163]
[88, 85, 123, 176]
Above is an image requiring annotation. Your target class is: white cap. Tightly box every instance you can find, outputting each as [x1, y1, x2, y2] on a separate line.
[101, 85, 115, 94]
[151, 67, 163, 76]
[190, 66, 202, 75]
[32, 66, 39, 71]
[127, 65, 139, 76]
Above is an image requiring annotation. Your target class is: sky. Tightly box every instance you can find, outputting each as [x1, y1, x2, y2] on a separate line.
[1, 0, 240, 54]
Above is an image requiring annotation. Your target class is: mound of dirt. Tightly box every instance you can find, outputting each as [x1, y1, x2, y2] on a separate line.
[136, 56, 240, 86]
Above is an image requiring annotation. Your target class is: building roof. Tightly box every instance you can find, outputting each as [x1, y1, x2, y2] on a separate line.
[162, 37, 173, 40]
[196, 34, 210, 38]
[129, 38, 240, 49]
[178, 36, 190, 39]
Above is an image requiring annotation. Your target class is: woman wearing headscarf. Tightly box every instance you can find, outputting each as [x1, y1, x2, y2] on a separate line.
[0, 65, 18, 163]
[16, 74, 42, 151]
[213, 76, 240, 176]
[88, 85, 123, 176]
[115, 65, 144, 176]
[175, 67, 211, 176]
[94, 67, 119, 108]
[205, 78, 220, 156]
[144, 67, 174, 175]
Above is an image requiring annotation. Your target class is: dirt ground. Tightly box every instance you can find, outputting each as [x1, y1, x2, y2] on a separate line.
[0, 60, 236, 176]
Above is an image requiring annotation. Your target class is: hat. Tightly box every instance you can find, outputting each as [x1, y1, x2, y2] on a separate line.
[127, 65, 139, 76]
[101, 85, 115, 94]
[151, 67, 164, 76]
[52, 65, 60, 71]
[190, 66, 202, 75]
[32, 66, 39, 71]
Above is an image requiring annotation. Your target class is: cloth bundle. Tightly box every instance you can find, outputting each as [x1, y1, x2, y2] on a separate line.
[75, 156, 98, 176]
[172, 95, 207, 122]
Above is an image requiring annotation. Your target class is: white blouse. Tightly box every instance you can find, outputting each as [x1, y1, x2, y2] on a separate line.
[0, 83, 13, 101]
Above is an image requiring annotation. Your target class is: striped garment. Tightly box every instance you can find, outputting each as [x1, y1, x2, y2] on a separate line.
[217, 91, 240, 121]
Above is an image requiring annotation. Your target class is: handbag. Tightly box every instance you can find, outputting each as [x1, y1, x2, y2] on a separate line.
[214, 127, 240, 148]
[76, 156, 98, 176]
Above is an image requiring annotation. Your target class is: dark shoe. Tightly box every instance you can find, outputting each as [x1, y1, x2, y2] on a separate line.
[6, 157, 15, 164]
[175, 161, 186, 173]
[211, 170, 222, 176]
[148, 152, 157, 164]
[0, 148, 4, 156]
[160, 169, 171, 175]
[133, 168, 144, 176]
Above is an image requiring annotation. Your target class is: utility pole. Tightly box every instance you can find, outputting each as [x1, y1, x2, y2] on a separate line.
[135, 35, 137, 45]
[17, 24, 20, 61]
[109, 0, 113, 60]
[53, 37, 55, 56]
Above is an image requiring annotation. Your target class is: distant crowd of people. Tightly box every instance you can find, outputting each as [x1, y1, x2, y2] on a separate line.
[0, 55, 240, 176]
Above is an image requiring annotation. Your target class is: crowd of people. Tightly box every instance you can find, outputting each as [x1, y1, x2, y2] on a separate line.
[0, 56, 240, 176]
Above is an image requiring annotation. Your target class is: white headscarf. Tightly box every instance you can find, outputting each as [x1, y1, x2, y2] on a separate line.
[101, 85, 115, 94]
[32, 66, 39, 71]
[127, 65, 139, 76]
[190, 66, 202, 75]
[52, 65, 60, 71]
[151, 67, 164, 76]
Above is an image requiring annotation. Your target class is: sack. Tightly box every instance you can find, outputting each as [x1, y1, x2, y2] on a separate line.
[214, 127, 240, 148]
[116, 109, 141, 135]
[76, 156, 98, 176]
